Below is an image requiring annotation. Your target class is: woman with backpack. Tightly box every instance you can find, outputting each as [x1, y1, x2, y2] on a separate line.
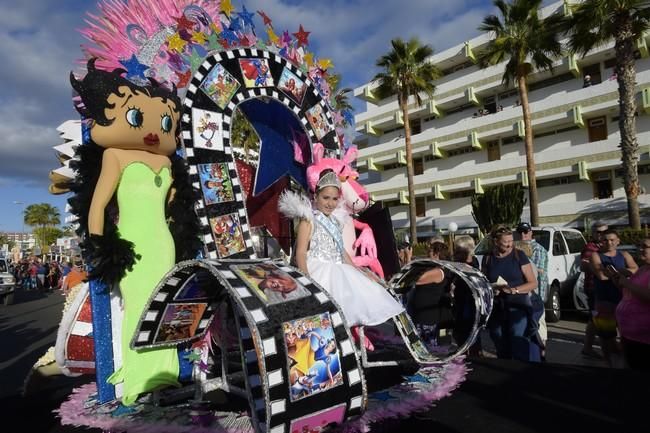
[482, 225, 541, 362]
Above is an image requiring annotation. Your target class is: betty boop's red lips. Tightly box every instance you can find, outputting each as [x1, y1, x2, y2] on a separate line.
[144, 133, 160, 146]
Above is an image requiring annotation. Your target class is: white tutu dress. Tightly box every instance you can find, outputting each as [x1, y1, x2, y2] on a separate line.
[305, 209, 404, 326]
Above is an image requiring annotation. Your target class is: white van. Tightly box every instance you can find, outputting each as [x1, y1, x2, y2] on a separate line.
[474, 226, 586, 322]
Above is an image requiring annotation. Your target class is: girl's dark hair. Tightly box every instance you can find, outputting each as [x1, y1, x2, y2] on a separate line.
[70, 58, 180, 126]
[428, 241, 450, 260]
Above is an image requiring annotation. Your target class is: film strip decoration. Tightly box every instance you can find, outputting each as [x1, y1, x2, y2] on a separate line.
[181, 49, 342, 260]
[131, 261, 227, 349]
[134, 258, 367, 433]
[388, 259, 494, 363]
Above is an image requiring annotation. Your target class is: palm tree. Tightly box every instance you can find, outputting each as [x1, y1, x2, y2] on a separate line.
[563, 0, 650, 230]
[373, 38, 442, 244]
[23, 203, 61, 253]
[231, 107, 260, 163]
[477, 0, 564, 226]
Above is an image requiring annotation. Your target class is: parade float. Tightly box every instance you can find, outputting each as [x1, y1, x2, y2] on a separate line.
[46, 1, 493, 431]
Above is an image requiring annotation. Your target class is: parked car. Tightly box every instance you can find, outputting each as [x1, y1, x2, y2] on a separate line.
[0, 257, 16, 305]
[474, 226, 586, 322]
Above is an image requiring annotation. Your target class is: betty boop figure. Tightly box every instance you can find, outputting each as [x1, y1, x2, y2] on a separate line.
[67, 59, 201, 405]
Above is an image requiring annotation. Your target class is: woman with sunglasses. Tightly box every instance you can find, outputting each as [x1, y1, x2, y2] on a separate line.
[610, 239, 650, 370]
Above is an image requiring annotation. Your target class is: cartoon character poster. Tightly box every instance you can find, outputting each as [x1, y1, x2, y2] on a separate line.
[289, 404, 346, 433]
[199, 163, 234, 205]
[306, 104, 329, 140]
[231, 262, 310, 305]
[200, 63, 240, 109]
[209, 213, 247, 257]
[278, 67, 307, 105]
[154, 303, 208, 343]
[239, 58, 274, 88]
[192, 108, 223, 151]
[284, 312, 343, 402]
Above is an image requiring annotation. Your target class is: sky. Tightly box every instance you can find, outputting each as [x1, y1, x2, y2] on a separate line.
[0, 0, 505, 232]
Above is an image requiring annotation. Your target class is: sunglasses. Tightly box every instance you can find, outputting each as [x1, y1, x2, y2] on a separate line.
[638, 244, 650, 250]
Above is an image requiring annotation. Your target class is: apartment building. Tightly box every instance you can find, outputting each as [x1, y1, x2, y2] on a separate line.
[353, 0, 650, 239]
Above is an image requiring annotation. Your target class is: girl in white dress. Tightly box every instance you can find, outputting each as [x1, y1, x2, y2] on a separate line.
[280, 169, 404, 326]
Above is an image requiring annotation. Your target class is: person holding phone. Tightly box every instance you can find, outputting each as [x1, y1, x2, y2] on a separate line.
[590, 229, 637, 367]
[610, 238, 650, 370]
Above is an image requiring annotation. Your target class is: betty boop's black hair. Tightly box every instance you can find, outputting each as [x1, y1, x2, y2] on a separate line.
[70, 58, 180, 126]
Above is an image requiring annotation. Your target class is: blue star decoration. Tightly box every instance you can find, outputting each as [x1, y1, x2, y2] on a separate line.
[404, 373, 431, 383]
[220, 28, 239, 45]
[370, 390, 397, 401]
[229, 16, 243, 33]
[238, 5, 256, 29]
[237, 99, 310, 195]
[119, 54, 150, 81]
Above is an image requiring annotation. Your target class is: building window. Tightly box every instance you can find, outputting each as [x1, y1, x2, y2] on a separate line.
[502, 135, 523, 145]
[487, 140, 500, 161]
[416, 197, 426, 217]
[414, 158, 424, 175]
[411, 118, 422, 135]
[587, 116, 608, 142]
[446, 102, 475, 116]
[592, 171, 613, 199]
[537, 175, 580, 188]
[604, 58, 617, 69]
[383, 200, 400, 208]
[582, 63, 602, 85]
[383, 125, 403, 134]
[447, 146, 477, 157]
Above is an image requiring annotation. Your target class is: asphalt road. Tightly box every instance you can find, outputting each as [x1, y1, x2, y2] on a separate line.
[0, 288, 66, 398]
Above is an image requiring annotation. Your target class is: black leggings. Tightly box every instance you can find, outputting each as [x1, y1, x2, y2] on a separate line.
[622, 337, 650, 370]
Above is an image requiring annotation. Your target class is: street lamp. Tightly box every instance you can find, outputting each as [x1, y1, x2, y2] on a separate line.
[13, 201, 25, 253]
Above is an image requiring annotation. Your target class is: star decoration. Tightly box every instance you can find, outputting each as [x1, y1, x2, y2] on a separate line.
[238, 5, 255, 29]
[318, 58, 333, 70]
[167, 32, 187, 53]
[293, 24, 310, 48]
[188, 48, 204, 73]
[229, 16, 243, 33]
[119, 54, 150, 81]
[304, 52, 314, 66]
[239, 33, 254, 47]
[404, 374, 431, 384]
[177, 69, 192, 88]
[176, 15, 195, 32]
[207, 32, 222, 50]
[281, 30, 292, 47]
[220, 28, 239, 45]
[370, 391, 397, 401]
[240, 100, 309, 195]
[221, 0, 235, 17]
[191, 31, 207, 45]
[266, 27, 279, 45]
[257, 10, 272, 27]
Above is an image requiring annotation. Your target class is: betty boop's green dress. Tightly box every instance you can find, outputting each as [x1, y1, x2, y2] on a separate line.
[107, 162, 180, 405]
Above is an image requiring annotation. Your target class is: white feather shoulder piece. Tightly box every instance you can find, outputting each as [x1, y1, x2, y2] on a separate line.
[278, 190, 314, 222]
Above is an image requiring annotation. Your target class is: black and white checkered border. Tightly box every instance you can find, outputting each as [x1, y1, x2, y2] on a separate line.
[180, 50, 342, 261]
[131, 260, 226, 349]
[389, 259, 495, 364]
[205, 258, 366, 433]
[187, 161, 256, 260]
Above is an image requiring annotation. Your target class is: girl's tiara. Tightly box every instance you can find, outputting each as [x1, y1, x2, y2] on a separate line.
[316, 171, 341, 191]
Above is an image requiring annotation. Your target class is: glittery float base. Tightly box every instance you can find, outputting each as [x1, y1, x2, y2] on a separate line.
[57, 359, 467, 433]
